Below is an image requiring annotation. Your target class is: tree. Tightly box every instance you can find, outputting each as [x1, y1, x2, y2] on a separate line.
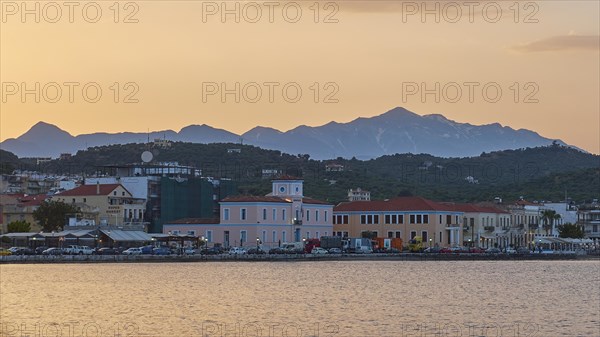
[7, 220, 31, 233]
[557, 223, 584, 239]
[33, 201, 79, 232]
[540, 210, 561, 235]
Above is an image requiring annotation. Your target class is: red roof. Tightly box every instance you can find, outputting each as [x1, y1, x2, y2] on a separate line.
[57, 184, 127, 197]
[334, 197, 456, 212]
[18, 194, 48, 207]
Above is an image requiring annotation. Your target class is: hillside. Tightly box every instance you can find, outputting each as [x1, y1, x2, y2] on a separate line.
[2, 142, 598, 204]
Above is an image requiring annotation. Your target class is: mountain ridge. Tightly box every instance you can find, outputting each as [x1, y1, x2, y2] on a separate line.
[0, 107, 578, 159]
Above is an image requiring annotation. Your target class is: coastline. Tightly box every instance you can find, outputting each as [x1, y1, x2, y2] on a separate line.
[1, 253, 597, 264]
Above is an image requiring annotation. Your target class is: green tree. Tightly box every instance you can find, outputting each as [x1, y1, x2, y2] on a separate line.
[7, 220, 31, 233]
[557, 223, 585, 239]
[540, 210, 561, 235]
[33, 201, 79, 232]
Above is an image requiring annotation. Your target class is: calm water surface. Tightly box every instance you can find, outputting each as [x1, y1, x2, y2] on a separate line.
[1, 261, 599, 337]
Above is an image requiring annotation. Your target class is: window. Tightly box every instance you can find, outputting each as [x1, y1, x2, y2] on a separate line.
[343, 215, 349, 224]
[361, 215, 367, 224]
[241, 208, 247, 220]
[187, 230, 196, 236]
[206, 230, 213, 242]
[316, 210, 319, 222]
[421, 231, 428, 243]
[282, 231, 287, 242]
[316, 231, 320, 239]
[272, 231, 277, 242]
[223, 209, 230, 221]
[324, 211, 328, 222]
[72, 198, 75, 203]
[122, 192, 125, 196]
[262, 209, 267, 221]
[373, 215, 379, 224]
[387, 231, 393, 238]
[446, 215, 452, 225]
[390, 214, 396, 224]
[410, 215, 416, 224]
[423, 215, 429, 224]
[306, 231, 310, 238]
[410, 231, 417, 239]
[398, 215, 404, 224]
[273, 209, 276, 221]
[306, 210, 310, 222]
[416, 215, 422, 224]
[262, 230, 267, 243]
[439, 231, 443, 243]
[83, 198, 86, 203]
[172, 230, 180, 235]
[385, 215, 391, 224]
[282, 209, 286, 221]
[113, 191, 117, 196]
[343, 231, 349, 238]
[296, 210, 300, 220]
[240, 230, 247, 243]
[395, 231, 401, 239]
[439, 215, 442, 224]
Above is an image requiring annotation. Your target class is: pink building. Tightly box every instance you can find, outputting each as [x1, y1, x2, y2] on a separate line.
[163, 177, 333, 248]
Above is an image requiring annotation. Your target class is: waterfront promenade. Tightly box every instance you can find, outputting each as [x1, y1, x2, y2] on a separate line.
[1, 252, 595, 264]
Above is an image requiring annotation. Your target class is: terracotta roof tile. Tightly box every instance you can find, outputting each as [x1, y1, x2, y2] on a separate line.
[56, 184, 127, 197]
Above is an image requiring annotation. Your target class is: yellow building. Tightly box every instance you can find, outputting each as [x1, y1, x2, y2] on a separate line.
[333, 196, 464, 248]
[51, 184, 146, 227]
[0, 194, 47, 233]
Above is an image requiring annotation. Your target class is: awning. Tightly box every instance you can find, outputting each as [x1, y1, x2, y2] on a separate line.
[100, 229, 152, 242]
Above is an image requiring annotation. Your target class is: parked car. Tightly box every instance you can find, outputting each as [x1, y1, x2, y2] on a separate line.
[486, 247, 502, 255]
[516, 247, 531, 255]
[65, 245, 94, 255]
[424, 246, 442, 253]
[183, 247, 196, 255]
[153, 247, 171, 255]
[0, 248, 12, 256]
[202, 247, 224, 255]
[268, 247, 287, 254]
[311, 247, 328, 254]
[328, 248, 342, 254]
[504, 247, 517, 254]
[247, 248, 267, 255]
[140, 245, 154, 255]
[42, 248, 64, 255]
[122, 247, 142, 255]
[468, 247, 486, 254]
[8, 247, 21, 254]
[35, 246, 48, 255]
[229, 247, 247, 255]
[97, 247, 119, 255]
[13, 247, 35, 255]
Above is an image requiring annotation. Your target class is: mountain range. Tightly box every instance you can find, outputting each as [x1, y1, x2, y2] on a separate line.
[0, 107, 573, 159]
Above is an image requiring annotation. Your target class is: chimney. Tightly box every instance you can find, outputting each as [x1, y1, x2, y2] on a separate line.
[96, 182, 100, 195]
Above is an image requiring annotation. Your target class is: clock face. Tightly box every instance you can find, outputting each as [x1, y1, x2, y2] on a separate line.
[279, 186, 286, 193]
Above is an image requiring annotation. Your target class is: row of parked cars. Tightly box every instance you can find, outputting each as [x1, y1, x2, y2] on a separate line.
[422, 246, 531, 254]
[0, 245, 200, 256]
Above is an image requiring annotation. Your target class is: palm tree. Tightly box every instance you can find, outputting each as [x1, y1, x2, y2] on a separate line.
[540, 210, 561, 235]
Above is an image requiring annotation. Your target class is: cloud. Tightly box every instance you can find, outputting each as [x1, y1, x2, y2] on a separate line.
[511, 35, 600, 53]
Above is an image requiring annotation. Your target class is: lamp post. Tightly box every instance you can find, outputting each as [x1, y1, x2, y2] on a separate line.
[201, 236, 205, 255]
[256, 237, 260, 252]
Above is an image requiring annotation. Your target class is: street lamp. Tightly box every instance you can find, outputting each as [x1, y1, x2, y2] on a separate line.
[256, 237, 260, 251]
[201, 236, 205, 254]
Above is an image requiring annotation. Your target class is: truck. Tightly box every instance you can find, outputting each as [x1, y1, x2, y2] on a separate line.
[320, 236, 343, 250]
[373, 237, 403, 252]
[281, 242, 305, 254]
[408, 236, 424, 253]
[343, 238, 373, 254]
[65, 245, 94, 255]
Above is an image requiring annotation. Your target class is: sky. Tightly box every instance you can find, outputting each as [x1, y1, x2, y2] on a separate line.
[1, 1, 599, 154]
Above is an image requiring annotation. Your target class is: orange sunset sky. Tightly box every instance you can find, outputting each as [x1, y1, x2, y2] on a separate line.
[1, 1, 599, 154]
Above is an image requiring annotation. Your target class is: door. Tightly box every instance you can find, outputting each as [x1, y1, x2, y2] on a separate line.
[224, 231, 230, 248]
